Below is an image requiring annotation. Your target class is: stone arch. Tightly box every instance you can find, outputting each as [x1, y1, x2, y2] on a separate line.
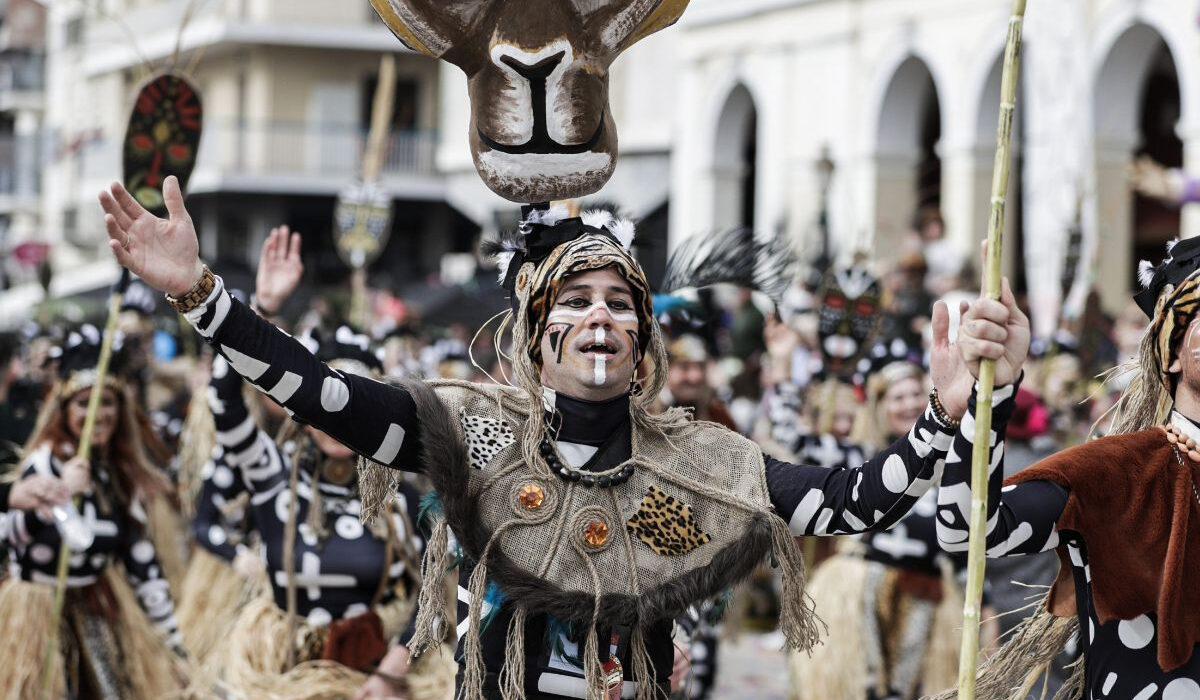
[872, 55, 942, 255]
[711, 83, 759, 232]
[1092, 23, 1182, 309]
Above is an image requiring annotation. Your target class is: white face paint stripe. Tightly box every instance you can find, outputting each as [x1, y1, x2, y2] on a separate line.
[594, 328, 606, 386]
[547, 303, 637, 324]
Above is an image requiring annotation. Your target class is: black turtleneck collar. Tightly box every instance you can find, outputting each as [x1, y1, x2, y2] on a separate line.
[544, 388, 630, 446]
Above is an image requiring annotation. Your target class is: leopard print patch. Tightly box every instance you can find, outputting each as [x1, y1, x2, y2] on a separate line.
[460, 410, 516, 470]
[626, 485, 712, 556]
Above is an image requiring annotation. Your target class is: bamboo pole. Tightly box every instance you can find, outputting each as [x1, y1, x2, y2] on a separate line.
[40, 269, 132, 699]
[957, 2, 1027, 698]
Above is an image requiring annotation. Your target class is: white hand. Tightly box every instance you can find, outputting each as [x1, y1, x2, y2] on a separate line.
[254, 225, 304, 315]
[100, 176, 204, 297]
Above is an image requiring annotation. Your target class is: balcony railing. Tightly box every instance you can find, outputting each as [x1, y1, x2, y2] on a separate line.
[80, 120, 438, 185]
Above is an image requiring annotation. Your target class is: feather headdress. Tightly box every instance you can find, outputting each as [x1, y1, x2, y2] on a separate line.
[483, 204, 637, 287]
[661, 227, 796, 307]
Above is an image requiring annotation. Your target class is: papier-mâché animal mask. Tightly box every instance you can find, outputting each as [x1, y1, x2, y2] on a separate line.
[369, 0, 690, 203]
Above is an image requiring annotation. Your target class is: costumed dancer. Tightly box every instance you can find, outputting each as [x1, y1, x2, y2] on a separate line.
[197, 231, 426, 698]
[935, 247, 1200, 698]
[0, 326, 186, 699]
[792, 358, 969, 700]
[99, 173, 1006, 699]
[177, 227, 302, 667]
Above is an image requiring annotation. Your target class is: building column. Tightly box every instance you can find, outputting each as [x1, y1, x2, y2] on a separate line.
[1093, 139, 1137, 314]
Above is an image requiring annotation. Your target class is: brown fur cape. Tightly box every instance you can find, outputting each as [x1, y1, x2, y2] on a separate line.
[1007, 427, 1200, 671]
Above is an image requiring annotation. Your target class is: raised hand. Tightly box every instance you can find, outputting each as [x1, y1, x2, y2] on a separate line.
[101, 176, 204, 297]
[957, 277, 1030, 387]
[929, 299, 971, 419]
[254, 225, 304, 316]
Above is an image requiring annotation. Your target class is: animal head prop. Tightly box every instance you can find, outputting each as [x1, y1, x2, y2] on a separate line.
[368, 0, 690, 203]
[816, 265, 882, 381]
[123, 73, 203, 216]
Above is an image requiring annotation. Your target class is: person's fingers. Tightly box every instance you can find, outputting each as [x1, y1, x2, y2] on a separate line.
[964, 319, 1007, 344]
[163, 175, 189, 222]
[110, 181, 147, 222]
[109, 239, 135, 268]
[965, 298, 1009, 325]
[99, 191, 134, 230]
[104, 214, 128, 245]
[931, 300, 949, 347]
[288, 231, 302, 261]
[961, 337, 1005, 362]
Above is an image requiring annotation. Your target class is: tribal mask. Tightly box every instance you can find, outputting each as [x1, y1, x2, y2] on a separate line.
[368, 0, 690, 203]
[123, 73, 202, 216]
[816, 265, 882, 380]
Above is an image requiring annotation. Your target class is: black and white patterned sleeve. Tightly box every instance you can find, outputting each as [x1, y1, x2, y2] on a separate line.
[191, 452, 248, 562]
[123, 500, 182, 647]
[935, 383, 1068, 557]
[766, 404, 956, 535]
[185, 274, 422, 470]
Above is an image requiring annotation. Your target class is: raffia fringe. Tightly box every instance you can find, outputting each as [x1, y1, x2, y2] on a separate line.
[925, 604, 1080, 700]
[459, 556, 490, 700]
[789, 552, 869, 699]
[104, 567, 191, 696]
[500, 606, 527, 700]
[147, 494, 188, 594]
[358, 456, 397, 524]
[408, 643, 459, 700]
[177, 381, 216, 517]
[770, 513, 824, 652]
[177, 548, 265, 669]
[921, 561, 966, 695]
[216, 594, 367, 700]
[0, 578, 64, 699]
[409, 516, 453, 657]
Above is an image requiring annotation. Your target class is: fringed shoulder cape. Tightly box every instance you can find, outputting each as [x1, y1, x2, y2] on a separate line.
[395, 378, 816, 699]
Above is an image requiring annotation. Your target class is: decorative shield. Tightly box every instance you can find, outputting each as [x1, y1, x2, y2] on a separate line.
[816, 265, 882, 381]
[334, 181, 394, 269]
[122, 73, 203, 216]
[368, 0, 690, 203]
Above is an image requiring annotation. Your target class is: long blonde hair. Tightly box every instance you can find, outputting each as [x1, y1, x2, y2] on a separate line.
[850, 362, 926, 453]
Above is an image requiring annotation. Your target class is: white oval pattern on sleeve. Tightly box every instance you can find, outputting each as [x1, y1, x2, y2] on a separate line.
[881, 454, 909, 494]
[321, 376, 350, 412]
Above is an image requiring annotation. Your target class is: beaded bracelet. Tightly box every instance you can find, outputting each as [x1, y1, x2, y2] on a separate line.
[928, 388, 961, 428]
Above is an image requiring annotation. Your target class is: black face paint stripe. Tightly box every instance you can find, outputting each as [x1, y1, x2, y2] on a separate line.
[547, 322, 574, 364]
[626, 330, 640, 363]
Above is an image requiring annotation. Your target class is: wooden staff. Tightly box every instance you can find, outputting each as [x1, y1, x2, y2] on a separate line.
[350, 53, 398, 329]
[40, 269, 132, 699]
[957, 2, 1027, 698]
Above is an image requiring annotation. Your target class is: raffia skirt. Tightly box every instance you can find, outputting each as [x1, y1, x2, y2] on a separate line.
[789, 549, 961, 700]
[176, 547, 265, 667]
[0, 570, 187, 699]
[212, 592, 454, 700]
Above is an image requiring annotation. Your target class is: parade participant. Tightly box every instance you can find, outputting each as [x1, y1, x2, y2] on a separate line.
[99, 174, 998, 699]
[185, 226, 424, 697]
[936, 243, 1200, 698]
[660, 334, 738, 431]
[793, 359, 965, 700]
[0, 325, 185, 698]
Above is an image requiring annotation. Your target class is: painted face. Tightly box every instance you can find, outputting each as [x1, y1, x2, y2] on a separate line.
[66, 387, 119, 448]
[539, 268, 640, 400]
[369, 0, 690, 202]
[123, 74, 202, 216]
[882, 376, 926, 439]
[817, 266, 882, 380]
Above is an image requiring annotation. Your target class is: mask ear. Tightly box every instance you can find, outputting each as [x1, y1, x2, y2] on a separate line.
[600, 0, 691, 52]
[369, 0, 474, 58]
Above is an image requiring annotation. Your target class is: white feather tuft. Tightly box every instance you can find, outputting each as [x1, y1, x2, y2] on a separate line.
[580, 209, 615, 230]
[522, 204, 571, 230]
[607, 218, 637, 250]
[1167, 238, 1180, 255]
[495, 251, 516, 283]
[1138, 260, 1156, 289]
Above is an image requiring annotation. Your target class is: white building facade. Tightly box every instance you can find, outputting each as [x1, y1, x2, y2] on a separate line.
[667, 0, 1200, 337]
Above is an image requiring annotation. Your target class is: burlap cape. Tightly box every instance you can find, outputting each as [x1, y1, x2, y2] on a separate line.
[391, 378, 816, 700]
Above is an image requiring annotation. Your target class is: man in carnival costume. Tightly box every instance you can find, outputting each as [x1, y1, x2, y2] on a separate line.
[100, 172, 1009, 698]
[935, 240, 1200, 698]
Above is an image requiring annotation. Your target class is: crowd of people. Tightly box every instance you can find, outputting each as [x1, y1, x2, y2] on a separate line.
[0, 182, 1159, 700]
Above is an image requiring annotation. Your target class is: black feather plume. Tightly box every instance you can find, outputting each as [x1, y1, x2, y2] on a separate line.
[662, 228, 796, 304]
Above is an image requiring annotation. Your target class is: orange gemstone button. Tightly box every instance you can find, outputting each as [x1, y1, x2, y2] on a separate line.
[584, 520, 610, 548]
[518, 483, 546, 510]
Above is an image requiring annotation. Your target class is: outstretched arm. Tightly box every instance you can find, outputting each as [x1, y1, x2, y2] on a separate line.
[934, 276, 1067, 556]
[101, 178, 423, 471]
